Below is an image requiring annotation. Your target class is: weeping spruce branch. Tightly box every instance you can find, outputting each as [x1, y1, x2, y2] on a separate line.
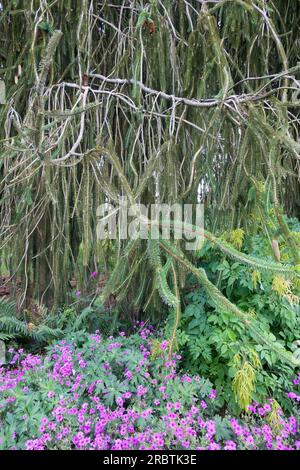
[158, 238, 299, 368]
[164, 220, 299, 277]
[95, 137, 299, 367]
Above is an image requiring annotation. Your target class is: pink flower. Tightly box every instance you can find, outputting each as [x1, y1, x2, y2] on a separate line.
[263, 404, 271, 412]
[173, 402, 182, 410]
[224, 440, 237, 450]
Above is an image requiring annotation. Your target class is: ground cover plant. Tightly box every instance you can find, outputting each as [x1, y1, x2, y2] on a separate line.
[0, 324, 300, 450]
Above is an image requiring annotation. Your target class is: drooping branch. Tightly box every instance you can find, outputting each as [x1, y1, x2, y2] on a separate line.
[90, 66, 300, 109]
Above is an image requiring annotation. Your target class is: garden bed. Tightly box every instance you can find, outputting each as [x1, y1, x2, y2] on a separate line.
[0, 324, 299, 450]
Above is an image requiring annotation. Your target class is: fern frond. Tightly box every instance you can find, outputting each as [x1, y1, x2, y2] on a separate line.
[31, 325, 63, 341]
[0, 298, 17, 317]
[0, 332, 14, 341]
[0, 316, 29, 336]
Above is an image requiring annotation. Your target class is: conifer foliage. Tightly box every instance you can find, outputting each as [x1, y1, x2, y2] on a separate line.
[0, 1, 300, 370]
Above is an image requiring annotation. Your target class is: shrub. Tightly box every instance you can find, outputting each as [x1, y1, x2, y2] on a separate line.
[172, 226, 300, 414]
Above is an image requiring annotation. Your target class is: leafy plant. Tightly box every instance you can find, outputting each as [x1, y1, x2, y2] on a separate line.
[0, 298, 62, 345]
[0, 325, 299, 450]
[176, 224, 300, 413]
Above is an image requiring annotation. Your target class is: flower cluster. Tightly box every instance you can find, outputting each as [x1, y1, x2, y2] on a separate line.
[0, 324, 299, 450]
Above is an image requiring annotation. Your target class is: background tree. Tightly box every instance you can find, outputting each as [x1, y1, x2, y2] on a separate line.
[0, 0, 299, 336]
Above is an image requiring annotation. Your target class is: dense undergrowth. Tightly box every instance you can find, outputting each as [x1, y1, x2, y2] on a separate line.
[1, 216, 300, 449]
[174, 217, 300, 415]
[0, 324, 299, 450]
[1, 216, 300, 421]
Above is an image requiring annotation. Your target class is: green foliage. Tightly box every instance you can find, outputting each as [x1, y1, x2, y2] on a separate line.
[1, 327, 299, 450]
[0, 296, 123, 349]
[0, 330, 216, 450]
[1, 0, 300, 310]
[0, 298, 62, 345]
[157, 258, 178, 308]
[46, 298, 123, 337]
[175, 225, 300, 412]
[38, 22, 54, 35]
[232, 352, 261, 412]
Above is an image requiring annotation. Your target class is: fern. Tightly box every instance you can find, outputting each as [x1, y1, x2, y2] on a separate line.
[0, 316, 29, 337]
[0, 298, 63, 343]
[0, 298, 17, 317]
[72, 307, 94, 332]
[31, 325, 63, 342]
[0, 332, 14, 341]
